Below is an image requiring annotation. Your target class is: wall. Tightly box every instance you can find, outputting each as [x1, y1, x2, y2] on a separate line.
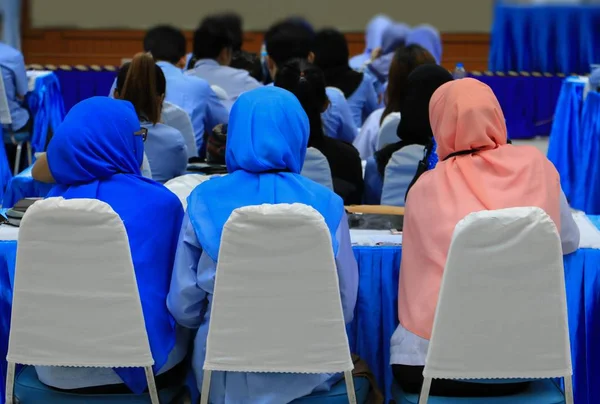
[21, 0, 492, 71]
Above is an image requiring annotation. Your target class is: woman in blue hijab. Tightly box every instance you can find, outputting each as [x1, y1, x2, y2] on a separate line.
[349, 15, 393, 71]
[33, 97, 187, 394]
[406, 25, 442, 64]
[167, 86, 359, 403]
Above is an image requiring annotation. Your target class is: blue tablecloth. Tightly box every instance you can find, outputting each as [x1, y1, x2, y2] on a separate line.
[2, 166, 53, 209]
[53, 69, 117, 113]
[27, 72, 65, 154]
[490, 4, 600, 74]
[0, 131, 13, 203]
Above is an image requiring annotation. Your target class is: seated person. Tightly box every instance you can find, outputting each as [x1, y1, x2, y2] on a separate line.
[366, 22, 411, 86]
[265, 20, 357, 143]
[114, 52, 187, 183]
[276, 58, 364, 205]
[354, 45, 436, 160]
[349, 15, 392, 71]
[31, 96, 188, 393]
[186, 16, 261, 108]
[313, 29, 378, 127]
[167, 86, 358, 404]
[406, 25, 442, 64]
[364, 64, 451, 205]
[391, 78, 579, 397]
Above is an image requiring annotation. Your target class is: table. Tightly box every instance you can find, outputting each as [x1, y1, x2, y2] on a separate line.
[2, 166, 53, 208]
[26, 71, 65, 154]
[489, 4, 600, 74]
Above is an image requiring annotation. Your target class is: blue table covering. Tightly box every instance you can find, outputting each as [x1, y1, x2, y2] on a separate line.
[490, 4, 600, 74]
[2, 166, 54, 209]
[0, 130, 13, 203]
[27, 72, 65, 154]
[53, 69, 117, 113]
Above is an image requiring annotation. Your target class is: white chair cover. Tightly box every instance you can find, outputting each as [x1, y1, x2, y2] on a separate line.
[421, 207, 572, 403]
[165, 174, 216, 210]
[381, 145, 425, 207]
[162, 101, 198, 158]
[6, 198, 159, 403]
[201, 204, 355, 403]
[377, 112, 401, 150]
[0, 71, 13, 125]
[301, 147, 334, 190]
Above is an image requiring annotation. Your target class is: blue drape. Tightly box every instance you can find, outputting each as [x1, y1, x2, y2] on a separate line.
[490, 4, 600, 74]
[0, 129, 13, 202]
[53, 69, 117, 113]
[2, 166, 53, 209]
[27, 73, 66, 154]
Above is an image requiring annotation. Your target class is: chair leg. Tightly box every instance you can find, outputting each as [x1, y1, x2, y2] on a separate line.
[344, 371, 357, 404]
[200, 370, 212, 404]
[419, 377, 432, 404]
[564, 375, 574, 404]
[144, 366, 160, 404]
[26, 142, 32, 167]
[5, 362, 15, 404]
[14, 142, 22, 176]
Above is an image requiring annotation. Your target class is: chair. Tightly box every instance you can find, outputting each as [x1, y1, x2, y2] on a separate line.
[381, 145, 425, 207]
[5, 197, 187, 403]
[165, 174, 217, 210]
[301, 147, 334, 190]
[162, 101, 198, 158]
[377, 112, 401, 150]
[0, 71, 31, 175]
[200, 203, 365, 404]
[393, 207, 573, 404]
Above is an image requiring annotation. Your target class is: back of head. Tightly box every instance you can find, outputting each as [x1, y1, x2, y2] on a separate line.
[265, 20, 314, 68]
[430, 78, 507, 160]
[143, 25, 186, 64]
[381, 23, 411, 54]
[115, 52, 166, 124]
[275, 58, 328, 146]
[227, 86, 310, 174]
[47, 97, 143, 185]
[383, 45, 436, 123]
[213, 12, 243, 51]
[194, 17, 234, 60]
[365, 15, 393, 52]
[406, 25, 442, 64]
[313, 28, 349, 71]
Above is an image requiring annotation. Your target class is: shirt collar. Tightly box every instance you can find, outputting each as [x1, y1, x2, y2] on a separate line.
[156, 61, 182, 74]
[194, 59, 220, 69]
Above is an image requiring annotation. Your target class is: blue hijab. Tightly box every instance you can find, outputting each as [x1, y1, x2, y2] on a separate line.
[188, 87, 344, 262]
[47, 97, 183, 393]
[407, 25, 442, 64]
[368, 23, 412, 82]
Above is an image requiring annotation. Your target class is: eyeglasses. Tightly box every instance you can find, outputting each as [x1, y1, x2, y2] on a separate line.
[134, 128, 148, 142]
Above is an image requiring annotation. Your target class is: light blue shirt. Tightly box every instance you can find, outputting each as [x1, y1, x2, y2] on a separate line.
[186, 59, 262, 105]
[156, 62, 229, 153]
[347, 75, 378, 128]
[0, 42, 29, 131]
[363, 157, 383, 205]
[167, 213, 358, 404]
[322, 88, 358, 143]
[354, 108, 384, 160]
[142, 122, 187, 183]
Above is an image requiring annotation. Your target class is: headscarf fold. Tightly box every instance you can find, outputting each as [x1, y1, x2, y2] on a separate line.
[367, 23, 411, 82]
[398, 79, 561, 340]
[187, 86, 344, 262]
[375, 64, 453, 176]
[47, 97, 182, 393]
[406, 25, 442, 64]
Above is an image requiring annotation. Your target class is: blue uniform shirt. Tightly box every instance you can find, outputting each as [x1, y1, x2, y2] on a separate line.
[322, 87, 358, 143]
[0, 42, 29, 131]
[142, 122, 188, 183]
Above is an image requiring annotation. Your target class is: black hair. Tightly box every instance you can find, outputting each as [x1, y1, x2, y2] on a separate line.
[213, 12, 243, 51]
[193, 17, 234, 60]
[115, 52, 166, 124]
[313, 28, 349, 70]
[265, 21, 314, 69]
[274, 58, 327, 147]
[143, 25, 186, 65]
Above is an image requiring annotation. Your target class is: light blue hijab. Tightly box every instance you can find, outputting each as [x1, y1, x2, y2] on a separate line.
[368, 22, 412, 82]
[350, 15, 393, 70]
[47, 97, 183, 393]
[407, 24, 443, 64]
[187, 86, 344, 262]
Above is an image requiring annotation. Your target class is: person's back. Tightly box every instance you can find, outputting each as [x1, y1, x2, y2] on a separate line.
[32, 97, 186, 393]
[143, 122, 187, 183]
[0, 42, 29, 131]
[167, 87, 358, 403]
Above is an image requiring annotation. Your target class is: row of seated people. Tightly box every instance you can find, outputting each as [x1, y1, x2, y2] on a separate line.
[24, 71, 580, 401]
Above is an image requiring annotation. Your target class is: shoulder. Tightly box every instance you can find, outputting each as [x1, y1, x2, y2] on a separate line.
[184, 74, 211, 91]
[150, 182, 184, 210]
[326, 87, 346, 103]
[0, 43, 23, 64]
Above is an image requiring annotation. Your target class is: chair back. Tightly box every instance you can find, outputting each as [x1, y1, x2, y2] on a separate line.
[200, 204, 354, 403]
[165, 174, 217, 210]
[420, 207, 572, 403]
[162, 101, 198, 158]
[381, 145, 425, 207]
[377, 112, 401, 150]
[5, 197, 160, 404]
[0, 70, 13, 125]
[301, 147, 334, 190]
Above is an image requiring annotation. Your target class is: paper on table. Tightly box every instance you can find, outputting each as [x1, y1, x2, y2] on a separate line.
[0, 224, 19, 241]
[350, 229, 402, 246]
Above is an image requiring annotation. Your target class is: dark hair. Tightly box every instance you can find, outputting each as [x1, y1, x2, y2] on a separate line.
[382, 44, 436, 124]
[230, 50, 264, 81]
[143, 25, 186, 65]
[213, 12, 243, 51]
[265, 21, 314, 68]
[115, 53, 166, 124]
[275, 58, 327, 147]
[313, 28, 349, 70]
[193, 17, 234, 60]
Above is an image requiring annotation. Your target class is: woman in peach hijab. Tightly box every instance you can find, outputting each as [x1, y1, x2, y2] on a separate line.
[390, 78, 579, 396]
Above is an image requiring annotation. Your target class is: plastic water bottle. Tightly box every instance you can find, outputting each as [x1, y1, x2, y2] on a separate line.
[453, 63, 467, 80]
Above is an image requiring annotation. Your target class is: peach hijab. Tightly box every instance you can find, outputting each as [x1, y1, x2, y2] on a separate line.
[398, 78, 561, 340]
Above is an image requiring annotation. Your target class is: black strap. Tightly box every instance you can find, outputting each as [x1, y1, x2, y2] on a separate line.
[443, 149, 478, 161]
[265, 169, 291, 174]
